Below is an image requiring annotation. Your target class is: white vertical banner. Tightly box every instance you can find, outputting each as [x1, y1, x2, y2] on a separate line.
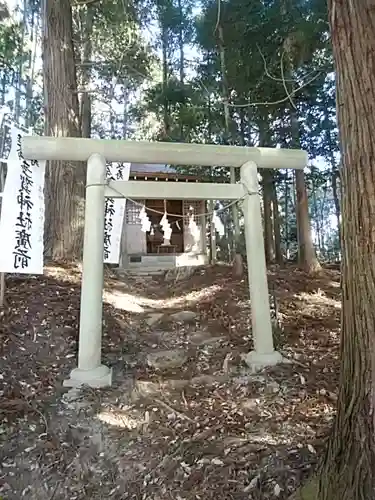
[0, 126, 46, 274]
[104, 162, 130, 263]
[0, 107, 7, 134]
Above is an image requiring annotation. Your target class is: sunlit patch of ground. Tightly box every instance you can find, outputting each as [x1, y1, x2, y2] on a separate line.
[104, 283, 222, 313]
[0, 263, 340, 499]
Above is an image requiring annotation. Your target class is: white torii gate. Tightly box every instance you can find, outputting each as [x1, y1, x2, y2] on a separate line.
[22, 137, 307, 388]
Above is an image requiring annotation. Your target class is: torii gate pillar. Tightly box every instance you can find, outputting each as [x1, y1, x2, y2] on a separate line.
[63, 154, 112, 388]
[240, 161, 283, 370]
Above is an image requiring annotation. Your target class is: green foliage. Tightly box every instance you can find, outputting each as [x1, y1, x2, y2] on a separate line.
[87, 0, 153, 88]
[0, 22, 22, 72]
[0, 0, 340, 261]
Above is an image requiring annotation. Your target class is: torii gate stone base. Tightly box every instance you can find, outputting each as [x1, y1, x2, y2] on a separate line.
[22, 137, 307, 388]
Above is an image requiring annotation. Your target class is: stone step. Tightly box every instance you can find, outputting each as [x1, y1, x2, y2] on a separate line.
[124, 268, 167, 276]
[140, 256, 176, 264]
[128, 262, 175, 270]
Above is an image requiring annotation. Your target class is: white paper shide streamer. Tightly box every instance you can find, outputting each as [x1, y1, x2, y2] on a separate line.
[104, 162, 130, 263]
[213, 210, 225, 237]
[0, 126, 46, 274]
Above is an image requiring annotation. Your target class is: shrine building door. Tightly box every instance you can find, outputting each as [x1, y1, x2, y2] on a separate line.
[145, 199, 184, 254]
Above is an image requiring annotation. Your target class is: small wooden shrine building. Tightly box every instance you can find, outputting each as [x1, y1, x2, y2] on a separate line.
[120, 163, 208, 270]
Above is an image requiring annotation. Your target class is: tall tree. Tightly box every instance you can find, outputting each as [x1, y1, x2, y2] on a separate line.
[156, 0, 172, 139]
[259, 113, 276, 263]
[314, 1, 375, 499]
[292, 123, 321, 273]
[271, 174, 283, 263]
[43, 0, 84, 260]
[78, 4, 94, 138]
[216, 20, 242, 274]
[282, 21, 322, 273]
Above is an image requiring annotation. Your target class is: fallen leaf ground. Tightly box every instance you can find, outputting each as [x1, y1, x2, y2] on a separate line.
[0, 263, 340, 500]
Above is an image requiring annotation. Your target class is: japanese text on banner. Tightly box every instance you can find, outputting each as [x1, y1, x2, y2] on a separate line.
[104, 162, 130, 264]
[0, 127, 46, 274]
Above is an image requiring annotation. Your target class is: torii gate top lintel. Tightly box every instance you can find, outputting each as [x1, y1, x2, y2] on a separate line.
[21, 136, 307, 170]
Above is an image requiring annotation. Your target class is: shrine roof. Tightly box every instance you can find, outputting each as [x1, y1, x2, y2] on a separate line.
[129, 163, 199, 179]
[130, 163, 177, 174]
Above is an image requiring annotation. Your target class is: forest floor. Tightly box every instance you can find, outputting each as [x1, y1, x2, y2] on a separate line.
[0, 263, 340, 500]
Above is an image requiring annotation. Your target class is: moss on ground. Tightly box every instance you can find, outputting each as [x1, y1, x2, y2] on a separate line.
[289, 478, 318, 500]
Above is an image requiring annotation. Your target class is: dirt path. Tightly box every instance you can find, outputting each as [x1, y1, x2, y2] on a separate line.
[0, 264, 340, 499]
